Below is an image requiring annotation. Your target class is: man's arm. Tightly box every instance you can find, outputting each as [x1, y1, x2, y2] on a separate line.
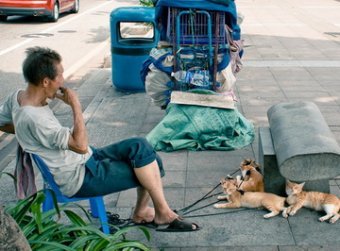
[56, 87, 88, 154]
[0, 94, 15, 134]
[0, 124, 15, 134]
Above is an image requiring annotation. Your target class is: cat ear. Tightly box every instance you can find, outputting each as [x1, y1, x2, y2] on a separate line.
[286, 179, 291, 184]
[241, 158, 251, 166]
[299, 182, 305, 188]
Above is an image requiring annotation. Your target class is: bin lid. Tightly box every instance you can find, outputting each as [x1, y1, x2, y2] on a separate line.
[110, 7, 156, 22]
[110, 7, 158, 49]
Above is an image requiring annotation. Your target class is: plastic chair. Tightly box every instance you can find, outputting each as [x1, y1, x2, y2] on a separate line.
[31, 154, 110, 234]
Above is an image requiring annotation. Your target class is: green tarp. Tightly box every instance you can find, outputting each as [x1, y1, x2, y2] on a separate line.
[146, 104, 255, 151]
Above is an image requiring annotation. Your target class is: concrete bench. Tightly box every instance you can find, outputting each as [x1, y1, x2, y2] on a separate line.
[258, 101, 340, 195]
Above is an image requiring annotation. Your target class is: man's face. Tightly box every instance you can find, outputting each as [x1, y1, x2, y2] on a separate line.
[45, 63, 64, 99]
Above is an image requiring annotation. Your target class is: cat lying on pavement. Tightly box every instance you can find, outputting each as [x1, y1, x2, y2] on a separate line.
[214, 179, 288, 219]
[285, 180, 340, 224]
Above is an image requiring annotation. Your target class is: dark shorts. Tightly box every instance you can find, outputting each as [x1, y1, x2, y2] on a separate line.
[73, 137, 164, 198]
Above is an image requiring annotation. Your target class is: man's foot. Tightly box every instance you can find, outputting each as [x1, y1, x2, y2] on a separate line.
[153, 210, 178, 225]
[132, 206, 155, 224]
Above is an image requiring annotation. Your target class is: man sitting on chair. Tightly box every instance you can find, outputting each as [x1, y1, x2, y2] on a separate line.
[0, 46, 199, 232]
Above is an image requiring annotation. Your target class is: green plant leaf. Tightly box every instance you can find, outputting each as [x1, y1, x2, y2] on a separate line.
[44, 188, 61, 217]
[69, 235, 102, 249]
[64, 209, 88, 226]
[55, 225, 110, 240]
[135, 226, 152, 242]
[0, 171, 16, 182]
[87, 238, 111, 250]
[28, 222, 62, 241]
[30, 194, 45, 233]
[62, 209, 90, 237]
[29, 240, 76, 251]
[111, 225, 151, 241]
[66, 203, 93, 222]
[21, 217, 38, 237]
[14, 193, 41, 224]
[4, 187, 152, 250]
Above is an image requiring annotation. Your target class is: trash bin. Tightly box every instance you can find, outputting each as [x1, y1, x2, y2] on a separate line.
[110, 7, 159, 91]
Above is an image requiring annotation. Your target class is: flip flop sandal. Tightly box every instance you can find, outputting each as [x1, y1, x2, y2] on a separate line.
[156, 218, 201, 232]
[127, 220, 158, 229]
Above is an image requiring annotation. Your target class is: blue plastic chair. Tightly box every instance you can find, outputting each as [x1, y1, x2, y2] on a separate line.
[31, 154, 110, 234]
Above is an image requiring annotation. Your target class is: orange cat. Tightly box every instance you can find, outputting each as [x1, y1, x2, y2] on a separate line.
[214, 179, 288, 219]
[285, 180, 340, 223]
[219, 159, 264, 201]
[236, 161, 264, 192]
[240, 158, 259, 168]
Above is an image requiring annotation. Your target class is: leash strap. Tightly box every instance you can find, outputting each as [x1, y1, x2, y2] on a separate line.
[176, 168, 240, 215]
[176, 183, 221, 213]
[181, 200, 220, 215]
[183, 208, 251, 218]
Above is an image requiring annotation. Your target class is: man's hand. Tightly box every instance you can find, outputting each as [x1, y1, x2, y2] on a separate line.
[55, 87, 81, 108]
[56, 87, 88, 154]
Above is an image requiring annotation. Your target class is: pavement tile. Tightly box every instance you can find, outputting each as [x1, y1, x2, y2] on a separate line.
[187, 150, 251, 172]
[308, 68, 340, 81]
[237, 68, 276, 82]
[283, 91, 332, 99]
[279, 246, 340, 251]
[327, 122, 340, 134]
[158, 151, 188, 171]
[287, 208, 340, 245]
[186, 170, 236, 188]
[239, 96, 288, 108]
[270, 68, 314, 81]
[179, 248, 278, 251]
[330, 185, 340, 198]
[144, 211, 294, 247]
[76, 0, 340, 249]
[237, 79, 279, 87]
[162, 170, 186, 188]
[2, 0, 340, 249]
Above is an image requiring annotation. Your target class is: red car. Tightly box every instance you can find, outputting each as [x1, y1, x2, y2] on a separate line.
[0, 0, 79, 22]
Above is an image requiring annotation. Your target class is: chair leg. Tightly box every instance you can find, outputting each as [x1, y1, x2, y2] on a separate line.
[89, 197, 109, 234]
[42, 189, 54, 212]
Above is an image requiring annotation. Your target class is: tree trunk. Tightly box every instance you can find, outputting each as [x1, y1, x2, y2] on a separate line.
[0, 206, 31, 251]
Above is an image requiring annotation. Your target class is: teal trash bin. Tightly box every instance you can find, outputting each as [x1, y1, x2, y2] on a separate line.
[110, 7, 159, 91]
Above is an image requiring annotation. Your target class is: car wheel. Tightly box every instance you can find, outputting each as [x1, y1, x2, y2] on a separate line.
[71, 0, 79, 13]
[49, 2, 59, 22]
[0, 15, 7, 22]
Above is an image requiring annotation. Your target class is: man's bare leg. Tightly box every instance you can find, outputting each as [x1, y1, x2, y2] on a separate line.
[132, 187, 155, 223]
[134, 160, 178, 225]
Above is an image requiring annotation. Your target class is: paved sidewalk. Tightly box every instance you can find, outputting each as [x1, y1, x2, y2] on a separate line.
[1, 0, 340, 250]
[87, 1, 340, 249]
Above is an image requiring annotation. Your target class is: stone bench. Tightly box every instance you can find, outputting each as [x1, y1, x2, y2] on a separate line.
[258, 101, 340, 195]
